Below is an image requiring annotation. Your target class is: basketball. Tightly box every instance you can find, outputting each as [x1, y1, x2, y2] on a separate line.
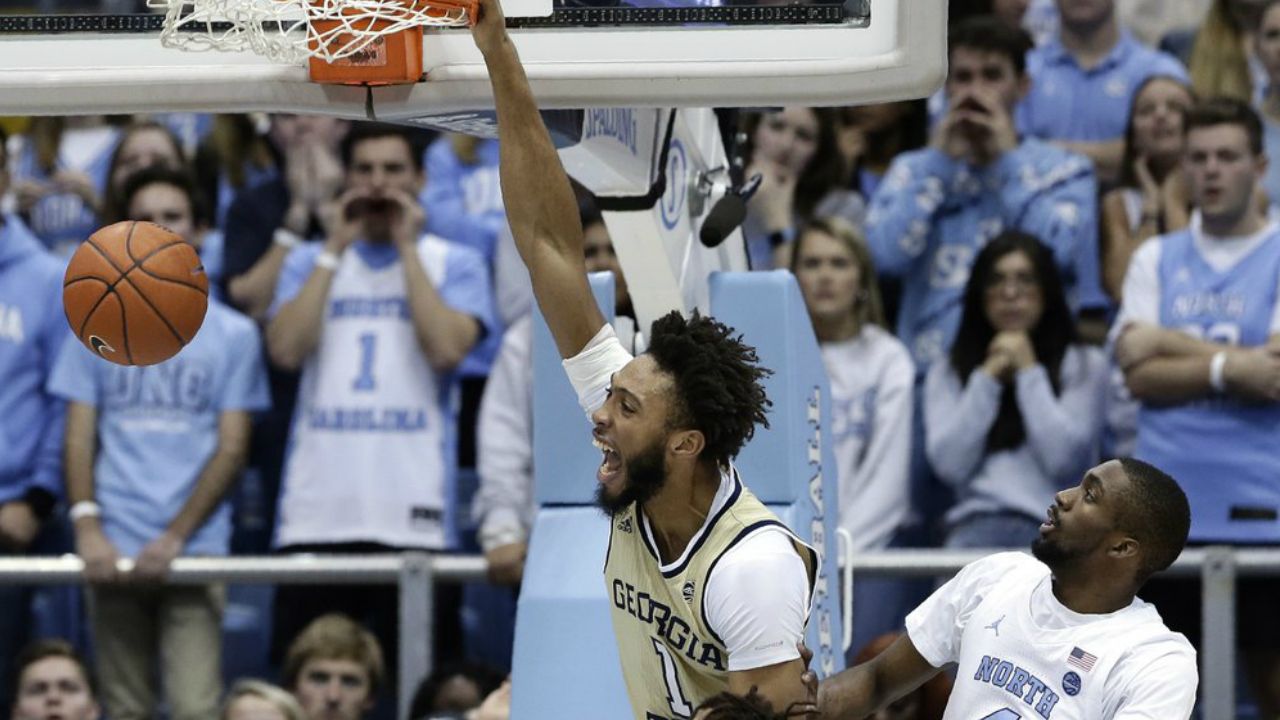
[62, 221, 209, 367]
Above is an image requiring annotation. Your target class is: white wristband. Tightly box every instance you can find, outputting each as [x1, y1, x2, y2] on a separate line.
[69, 501, 101, 522]
[314, 250, 341, 271]
[1209, 351, 1227, 393]
[273, 228, 302, 250]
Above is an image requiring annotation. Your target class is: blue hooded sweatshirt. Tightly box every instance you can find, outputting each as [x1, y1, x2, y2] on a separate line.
[0, 214, 68, 511]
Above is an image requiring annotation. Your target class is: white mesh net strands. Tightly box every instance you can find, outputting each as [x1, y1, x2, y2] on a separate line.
[146, 0, 469, 65]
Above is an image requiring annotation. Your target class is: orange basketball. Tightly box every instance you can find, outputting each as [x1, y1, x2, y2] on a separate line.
[62, 221, 209, 367]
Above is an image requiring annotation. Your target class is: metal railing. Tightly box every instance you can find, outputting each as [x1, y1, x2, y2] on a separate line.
[1, 546, 1274, 720]
[0, 553, 489, 719]
[848, 546, 1280, 720]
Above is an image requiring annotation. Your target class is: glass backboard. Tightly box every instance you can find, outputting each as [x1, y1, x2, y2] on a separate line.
[0, 0, 945, 118]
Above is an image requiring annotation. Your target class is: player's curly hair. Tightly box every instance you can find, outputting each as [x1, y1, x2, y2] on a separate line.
[694, 688, 815, 719]
[646, 310, 772, 470]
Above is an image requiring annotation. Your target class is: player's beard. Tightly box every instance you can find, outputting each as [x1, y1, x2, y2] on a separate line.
[596, 436, 668, 516]
[1030, 535, 1068, 567]
[1031, 532, 1102, 571]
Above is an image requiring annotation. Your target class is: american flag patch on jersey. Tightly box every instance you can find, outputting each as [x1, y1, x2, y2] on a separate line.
[1068, 647, 1097, 672]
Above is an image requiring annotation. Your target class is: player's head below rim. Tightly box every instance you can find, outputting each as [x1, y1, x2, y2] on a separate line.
[1032, 457, 1191, 598]
[590, 309, 773, 517]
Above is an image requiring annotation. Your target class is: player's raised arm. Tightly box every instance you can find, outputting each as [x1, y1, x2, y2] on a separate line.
[471, 0, 606, 358]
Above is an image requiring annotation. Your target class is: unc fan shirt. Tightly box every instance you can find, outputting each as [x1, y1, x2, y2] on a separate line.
[271, 235, 493, 550]
[908, 553, 1196, 720]
[1134, 226, 1280, 542]
[866, 140, 1100, 373]
[47, 299, 270, 556]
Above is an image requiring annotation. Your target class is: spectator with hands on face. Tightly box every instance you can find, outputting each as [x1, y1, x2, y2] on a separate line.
[1101, 76, 1196, 303]
[739, 108, 857, 270]
[926, 231, 1107, 550]
[866, 16, 1101, 376]
[266, 123, 494, 686]
[224, 115, 349, 322]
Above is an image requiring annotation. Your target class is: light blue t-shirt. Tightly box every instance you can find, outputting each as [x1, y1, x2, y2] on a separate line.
[47, 299, 271, 556]
[865, 140, 1101, 376]
[421, 137, 505, 377]
[1019, 30, 1188, 143]
[1136, 228, 1280, 543]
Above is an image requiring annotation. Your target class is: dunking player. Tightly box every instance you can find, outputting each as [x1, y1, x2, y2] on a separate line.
[818, 458, 1198, 719]
[469, 1, 817, 717]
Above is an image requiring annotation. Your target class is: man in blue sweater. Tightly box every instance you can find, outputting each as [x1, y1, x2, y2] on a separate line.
[0, 129, 72, 711]
[867, 16, 1103, 377]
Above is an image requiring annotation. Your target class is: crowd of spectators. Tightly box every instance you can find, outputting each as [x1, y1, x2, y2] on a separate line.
[3, 0, 1280, 717]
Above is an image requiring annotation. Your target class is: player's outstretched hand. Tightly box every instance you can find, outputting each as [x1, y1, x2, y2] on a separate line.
[793, 642, 819, 718]
[470, 0, 509, 58]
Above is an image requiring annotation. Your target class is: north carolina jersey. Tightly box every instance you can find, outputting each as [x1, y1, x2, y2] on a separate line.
[273, 235, 493, 549]
[1134, 226, 1280, 542]
[907, 553, 1197, 720]
[605, 471, 817, 720]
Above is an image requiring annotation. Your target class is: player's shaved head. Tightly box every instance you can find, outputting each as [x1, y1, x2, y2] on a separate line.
[1112, 458, 1190, 584]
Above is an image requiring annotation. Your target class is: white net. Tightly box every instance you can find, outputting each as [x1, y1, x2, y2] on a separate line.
[146, 0, 470, 65]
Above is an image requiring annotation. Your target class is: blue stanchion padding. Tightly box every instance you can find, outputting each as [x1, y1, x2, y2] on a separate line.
[532, 273, 616, 505]
[711, 271, 846, 678]
[511, 508, 630, 718]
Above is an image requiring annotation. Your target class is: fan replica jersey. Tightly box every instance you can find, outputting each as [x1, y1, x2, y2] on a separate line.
[273, 235, 492, 550]
[906, 552, 1197, 720]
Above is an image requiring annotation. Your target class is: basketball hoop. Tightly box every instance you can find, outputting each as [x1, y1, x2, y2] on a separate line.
[146, 0, 477, 85]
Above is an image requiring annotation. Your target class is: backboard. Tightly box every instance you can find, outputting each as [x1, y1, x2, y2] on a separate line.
[0, 0, 946, 118]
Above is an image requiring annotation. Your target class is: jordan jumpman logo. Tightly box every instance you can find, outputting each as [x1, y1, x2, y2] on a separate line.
[985, 615, 1005, 637]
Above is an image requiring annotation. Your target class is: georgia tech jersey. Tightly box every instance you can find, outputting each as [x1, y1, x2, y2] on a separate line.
[605, 469, 817, 720]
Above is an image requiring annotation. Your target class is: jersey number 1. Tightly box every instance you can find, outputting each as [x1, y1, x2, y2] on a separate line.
[651, 638, 693, 718]
[980, 710, 1021, 719]
[353, 333, 377, 392]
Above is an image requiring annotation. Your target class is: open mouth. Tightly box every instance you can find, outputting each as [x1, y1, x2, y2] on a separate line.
[1040, 505, 1059, 533]
[592, 436, 623, 484]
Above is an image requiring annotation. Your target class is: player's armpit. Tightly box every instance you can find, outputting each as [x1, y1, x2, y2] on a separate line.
[727, 658, 813, 717]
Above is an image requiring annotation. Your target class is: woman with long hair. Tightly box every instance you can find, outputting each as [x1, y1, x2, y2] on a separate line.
[1254, 0, 1280, 204]
[738, 107, 855, 269]
[925, 231, 1107, 549]
[1183, 0, 1266, 103]
[791, 217, 913, 555]
[100, 120, 188, 226]
[1100, 75, 1195, 303]
[790, 217, 916, 656]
